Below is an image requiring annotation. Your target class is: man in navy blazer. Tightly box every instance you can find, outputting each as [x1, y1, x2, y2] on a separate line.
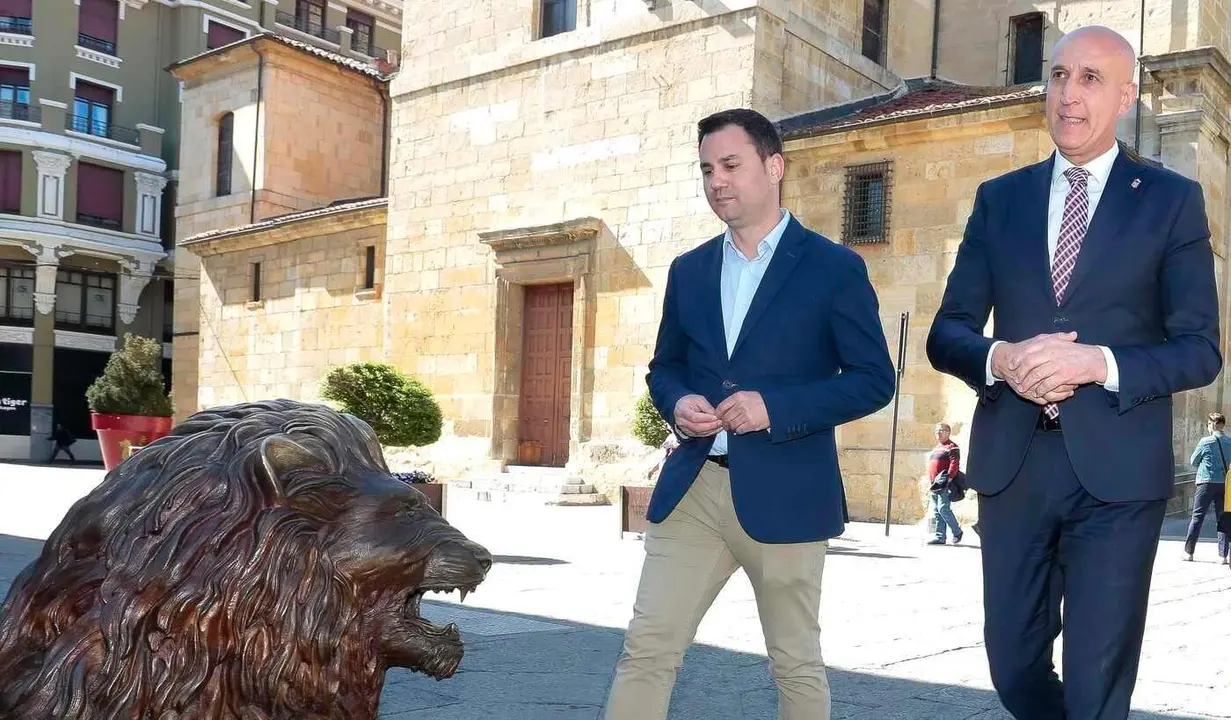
[603, 109, 895, 720]
[927, 26, 1221, 719]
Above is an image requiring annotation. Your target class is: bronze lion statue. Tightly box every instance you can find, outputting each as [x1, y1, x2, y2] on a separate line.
[0, 399, 491, 719]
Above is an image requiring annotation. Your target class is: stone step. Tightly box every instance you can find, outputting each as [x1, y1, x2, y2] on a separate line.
[452, 472, 589, 493]
[504, 465, 570, 478]
[447, 487, 609, 506]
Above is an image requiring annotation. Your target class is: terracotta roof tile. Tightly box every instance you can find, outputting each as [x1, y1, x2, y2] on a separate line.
[170, 31, 391, 81]
[778, 78, 1045, 138]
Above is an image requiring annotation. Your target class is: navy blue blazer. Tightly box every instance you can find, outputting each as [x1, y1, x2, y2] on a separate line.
[926, 143, 1222, 502]
[645, 216, 895, 543]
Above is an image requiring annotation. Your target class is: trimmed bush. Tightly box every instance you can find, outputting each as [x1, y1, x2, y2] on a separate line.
[85, 334, 173, 417]
[320, 362, 442, 447]
[632, 390, 670, 448]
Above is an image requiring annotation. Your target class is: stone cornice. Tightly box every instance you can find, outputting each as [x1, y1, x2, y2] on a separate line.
[182, 200, 388, 256]
[1141, 46, 1231, 94]
[0, 213, 166, 266]
[479, 217, 602, 255]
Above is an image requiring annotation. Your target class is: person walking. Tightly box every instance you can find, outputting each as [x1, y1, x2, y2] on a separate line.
[603, 108, 895, 720]
[1184, 412, 1230, 564]
[926, 423, 964, 545]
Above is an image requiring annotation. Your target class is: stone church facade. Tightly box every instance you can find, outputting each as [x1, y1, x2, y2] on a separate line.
[173, 0, 1231, 522]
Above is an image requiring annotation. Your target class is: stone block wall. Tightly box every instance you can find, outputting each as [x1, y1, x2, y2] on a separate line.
[782, 102, 1051, 522]
[192, 209, 387, 409]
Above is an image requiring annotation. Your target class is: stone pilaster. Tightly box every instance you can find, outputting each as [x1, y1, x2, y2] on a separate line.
[32, 151, 71, 221]
[134, 171, 168, 240]
[28, 245, 61, 463]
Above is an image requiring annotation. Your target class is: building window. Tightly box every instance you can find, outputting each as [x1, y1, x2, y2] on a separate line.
[842, 161, 892, 245]
[0, 150, 19, 214]
[295, 0, 325, 35]
[0, 65, 31, 122]
[0, 263, 35, 325]
[540, 0, 575, 38]
[76, 162, 124, 231]
[216, 112, 233, 197]
[363, 245, 376, 289]
[346, 9, 374, 55]
[861, 0, 887, 64]
[54, 268, 116, 333]
[250, 262, 261, 302]
[78, 0, 119, 55]
[0, 0, 32, 35]
[206, 19, 245, 49]
[70, 81, 114, 139]
[1010, 13, 1045, 84]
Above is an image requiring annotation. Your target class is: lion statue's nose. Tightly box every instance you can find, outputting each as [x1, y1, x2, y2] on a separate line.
[468, 541, 493, 575]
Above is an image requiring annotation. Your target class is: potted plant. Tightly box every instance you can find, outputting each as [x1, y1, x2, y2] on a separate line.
[392, 470, 445, 515]
[86, 333, 174, 471]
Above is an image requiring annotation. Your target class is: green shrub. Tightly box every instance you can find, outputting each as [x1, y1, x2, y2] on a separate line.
[320, 362, 442, 447]
[632, 390, 670, 448]
[85, 333, 173, 417]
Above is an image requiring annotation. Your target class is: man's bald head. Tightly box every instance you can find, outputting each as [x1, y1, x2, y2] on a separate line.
[1045, 25, 1138, 165]
[1053, 25, 1137, 82]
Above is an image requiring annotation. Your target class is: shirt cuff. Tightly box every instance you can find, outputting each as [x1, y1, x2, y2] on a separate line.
[1098, 345, 1119, 392]
[986, 340, 1005, 386]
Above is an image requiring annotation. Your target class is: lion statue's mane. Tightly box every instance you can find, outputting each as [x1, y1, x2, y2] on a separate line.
[0, 399, 489, 719]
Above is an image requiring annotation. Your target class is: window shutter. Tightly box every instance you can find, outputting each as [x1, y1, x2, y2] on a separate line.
[0, 66, 29, 87]
[74, 81, 114, 106]
[0, 0, 32, 17]
[207, 21, 245, 49]
[78, 0, 118, 43]
[0, 151, 20, 213]
[77, 163, 124, 225]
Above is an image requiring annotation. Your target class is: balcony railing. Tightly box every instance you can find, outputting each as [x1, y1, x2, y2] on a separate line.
[0, 16, 31, 35]
[275, 10, 341, 44]
[77, 33, 117, 56]
[76, 213, 122, 232]
[0, 101, 39, 124]
[66, 114, 141, 146]
[350, 35, 389, 60]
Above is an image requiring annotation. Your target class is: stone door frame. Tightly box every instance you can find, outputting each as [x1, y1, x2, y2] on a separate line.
[479, 217, 599, 467]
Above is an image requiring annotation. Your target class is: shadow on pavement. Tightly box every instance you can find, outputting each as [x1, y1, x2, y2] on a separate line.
[493, 554, 570, 566]
[0, 534, 1210, 720]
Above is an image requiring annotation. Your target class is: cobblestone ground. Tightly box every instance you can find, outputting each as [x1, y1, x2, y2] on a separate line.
[1, 463, 1227, 719]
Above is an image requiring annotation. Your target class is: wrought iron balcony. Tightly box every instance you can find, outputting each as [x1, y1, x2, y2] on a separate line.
[65, 114, 141, 146]
[78, 33, 117, 55]
[0, 101, 39, 124]
[275, 10, 341, 44]
[0, 16, 32, 34]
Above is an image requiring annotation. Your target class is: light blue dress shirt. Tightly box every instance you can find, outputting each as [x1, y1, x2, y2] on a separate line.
[709, 208, 791, 456]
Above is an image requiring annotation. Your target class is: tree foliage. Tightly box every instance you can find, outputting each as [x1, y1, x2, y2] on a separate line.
[320, 362, 442, 447]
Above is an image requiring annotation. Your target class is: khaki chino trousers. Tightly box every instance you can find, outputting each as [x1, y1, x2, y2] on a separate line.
[603, 461, 830, 719]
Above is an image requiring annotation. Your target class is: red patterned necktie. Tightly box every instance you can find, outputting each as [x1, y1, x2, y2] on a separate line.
[1043, 165, 1090, 419]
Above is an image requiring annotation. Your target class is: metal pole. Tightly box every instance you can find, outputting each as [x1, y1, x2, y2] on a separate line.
[884, 311, 909, 536]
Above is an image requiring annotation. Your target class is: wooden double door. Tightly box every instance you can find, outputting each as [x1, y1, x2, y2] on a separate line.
[518, 283, 573, 467]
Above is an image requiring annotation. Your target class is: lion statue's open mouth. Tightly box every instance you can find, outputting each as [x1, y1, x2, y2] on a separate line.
[0, 399, 492, 719]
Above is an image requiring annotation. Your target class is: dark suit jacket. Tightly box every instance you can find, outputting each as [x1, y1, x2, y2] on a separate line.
[926, 143, 1222, 502]
[646, 216, 895, 543]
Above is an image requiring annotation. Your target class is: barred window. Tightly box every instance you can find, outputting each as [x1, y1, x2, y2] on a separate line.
[842, 161, 892, 245]
[216, 112, 233, 197]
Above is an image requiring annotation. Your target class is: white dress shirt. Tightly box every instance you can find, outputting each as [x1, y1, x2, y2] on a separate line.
[985, 143, 1120, 391]
[689, 208, 790, 455]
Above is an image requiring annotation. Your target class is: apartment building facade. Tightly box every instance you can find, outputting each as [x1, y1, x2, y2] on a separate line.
[0, 0, 400, 462]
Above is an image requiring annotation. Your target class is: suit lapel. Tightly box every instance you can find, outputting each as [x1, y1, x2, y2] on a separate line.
[1059, 145, 1147, 306]
[700, 237, 727, 362]
[729, 217, 807, 360]
[1019, 155, 1056, 305]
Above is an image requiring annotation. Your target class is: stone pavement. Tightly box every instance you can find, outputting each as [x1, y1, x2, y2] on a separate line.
[1, 463, 1228, 719]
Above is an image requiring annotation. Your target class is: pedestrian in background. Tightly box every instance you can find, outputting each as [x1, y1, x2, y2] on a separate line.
[1185, 412, 1229, 564]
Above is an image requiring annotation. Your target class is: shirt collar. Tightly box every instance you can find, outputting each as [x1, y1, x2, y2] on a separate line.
[723, 209, 791, 261]
[1052, 142, 1118, 191]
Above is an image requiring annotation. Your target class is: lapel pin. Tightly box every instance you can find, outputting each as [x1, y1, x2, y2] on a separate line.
[1131, 178, 1141, 189]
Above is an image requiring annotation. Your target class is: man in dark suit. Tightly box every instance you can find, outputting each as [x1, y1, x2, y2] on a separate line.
[603, 109, 895, 720]
[927, 25, 1222, 719]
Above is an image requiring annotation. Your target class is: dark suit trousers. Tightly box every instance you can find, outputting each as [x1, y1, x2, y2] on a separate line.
[978, 428, 1166, 720]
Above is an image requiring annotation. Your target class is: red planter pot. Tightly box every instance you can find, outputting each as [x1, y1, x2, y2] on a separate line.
[91, 413, 174, 471]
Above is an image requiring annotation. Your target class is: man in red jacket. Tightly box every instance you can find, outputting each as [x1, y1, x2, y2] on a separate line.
[926, 423, 963, 545]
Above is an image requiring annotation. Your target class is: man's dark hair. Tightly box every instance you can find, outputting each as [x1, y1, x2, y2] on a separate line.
[698, 108, 783, 161]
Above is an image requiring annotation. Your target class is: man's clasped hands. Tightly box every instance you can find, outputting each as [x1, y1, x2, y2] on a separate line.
[990, 331, 1109, 404]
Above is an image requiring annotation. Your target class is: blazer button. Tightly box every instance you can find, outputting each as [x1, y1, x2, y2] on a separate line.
[1053, 316, 1068, 325]
[722, 380, 736, 389]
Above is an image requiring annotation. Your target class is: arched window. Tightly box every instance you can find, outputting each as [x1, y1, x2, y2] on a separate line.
[216, 112, 233, 197]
